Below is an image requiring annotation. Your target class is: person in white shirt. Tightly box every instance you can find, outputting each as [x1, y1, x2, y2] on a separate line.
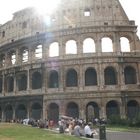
[84, 122, 94, 138]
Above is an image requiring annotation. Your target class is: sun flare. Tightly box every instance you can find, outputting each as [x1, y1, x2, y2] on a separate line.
[32, 0, 61, 15]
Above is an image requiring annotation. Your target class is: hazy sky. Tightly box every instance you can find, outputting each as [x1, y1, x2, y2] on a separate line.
[0, 0, 139, 36]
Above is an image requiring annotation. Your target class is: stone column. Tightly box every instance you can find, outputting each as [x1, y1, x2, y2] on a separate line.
[79, 100, 86, 120]
[79, 65, 84, 91]
[59, 41, 65, 59]
[59, 101, 65, 116]
[13, 73, 17, 95]
[77, 38, 83, 57]
[42, 100, 46, 120]
[59, 67, 64, 92]
[96, 37, 102, 55]
[2, 73, 5, 96]
[16, 48, 21, 65]
[120, 95, 127, 119]
[27, 69, 30, 94]
[30, 47, 35, 62]
[113, 33, 121, 53]
[42, 44, 47, 60]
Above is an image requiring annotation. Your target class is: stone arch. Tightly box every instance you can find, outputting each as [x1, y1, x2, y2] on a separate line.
[124, 66, 137, 84]
[15, 104, 27, 120]
[120, 37, 130, 52]
[66, 68, 78, 87]
[104, 66, 117, 85]
[86, 102, 99, 122]
[49, 42, 59, 57]
[48, 103, 59, 123]
[85, 67, 97, 86]
[32, 71, 42, 89]
[127, 100, 139, 119]
[101, 37, 113, 52]
[4, 104, 13, 122]
[7, 76, 14, 92]
[31, 102, 42, 120]
[48, 70, 59, 88]
[83, 38, 96, 53]
[17, 73, 27, 91]
[21, 47, 29, 63]
[35, 44, 42, 59]
[66, 102, 79, 118]
[8, 50, 16, 65]
[65, 40, 77, 54]
[106, 100, 120, 119]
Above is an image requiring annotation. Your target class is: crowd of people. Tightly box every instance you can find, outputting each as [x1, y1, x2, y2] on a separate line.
[58, 117, 98, 138]
[9, 116, 107, 139]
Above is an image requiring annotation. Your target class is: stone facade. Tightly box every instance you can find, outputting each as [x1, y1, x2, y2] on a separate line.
[0, 0, 140, 122]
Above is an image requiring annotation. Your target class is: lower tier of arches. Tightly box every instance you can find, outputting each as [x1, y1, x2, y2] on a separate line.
[0, 93, 140, 123]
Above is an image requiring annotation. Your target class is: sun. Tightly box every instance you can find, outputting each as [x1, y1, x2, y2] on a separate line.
[32, 0, 61, 15]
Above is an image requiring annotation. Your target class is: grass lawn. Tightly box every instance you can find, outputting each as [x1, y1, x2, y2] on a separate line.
[0, 123, 81, 140]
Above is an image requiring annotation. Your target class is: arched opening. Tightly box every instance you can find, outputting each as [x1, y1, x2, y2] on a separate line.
[127, 100, 139, 119]
[31, 103, 42, 120]
[66, 102, 79, 118]
[9, 51, 16, 65]
[4, 105, 13, 122]
[106, 100, 120, 119]
[85, 68, 97, 86]
[102, 37, 113, 52]
[83, 38, 95, 53]
[15, 104, 27, 120]
[7, 76, 14, 92]
[35, 45, 42, 59]
[17, 74, 27, 91]
[104, 67, 117, 85]
[49, 42, 59, 57]
[124, 66, 137, 84]
[66, 69, 78, 87]
[48, 103, 59, 123]
[48, 70, 59, 88]
[120, 37, 130, 52]
[86, 102, 99, 122]
[66, 40, 77, 54]
[22, 48, 28, 63]
[0, 54, 5, 67]
[0, 77, 2, 93]
[32, 71, 42, 89]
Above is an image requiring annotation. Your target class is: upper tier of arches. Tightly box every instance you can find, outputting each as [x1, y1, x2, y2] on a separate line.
[0, 36, 133, 68]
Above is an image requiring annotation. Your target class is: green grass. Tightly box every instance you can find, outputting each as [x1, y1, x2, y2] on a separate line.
[0, 123, 81, 140]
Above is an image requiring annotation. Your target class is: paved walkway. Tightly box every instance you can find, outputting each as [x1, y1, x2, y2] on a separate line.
[106, 131, 140, 140]
[46, 127, 140, 140]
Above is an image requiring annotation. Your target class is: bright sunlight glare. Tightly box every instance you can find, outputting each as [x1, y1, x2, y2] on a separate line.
[33, 0, 61, 15]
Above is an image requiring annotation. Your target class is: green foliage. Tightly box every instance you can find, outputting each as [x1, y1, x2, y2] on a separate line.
[108, 114, 140, 127]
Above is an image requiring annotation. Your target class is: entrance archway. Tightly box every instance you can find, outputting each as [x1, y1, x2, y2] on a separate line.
[31, 103, 42, 120]
[48, 103, 59, 123]
[66, 102, 79, 118]
[86, 102, 99, 122]
[4, 104, 13, 121]
[106, 100, 120, 119]
[127, 100, 139, 119]
[15, 104, 27, 120]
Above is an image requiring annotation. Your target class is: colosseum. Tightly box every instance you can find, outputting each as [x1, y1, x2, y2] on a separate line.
[0, 0, 140, 123]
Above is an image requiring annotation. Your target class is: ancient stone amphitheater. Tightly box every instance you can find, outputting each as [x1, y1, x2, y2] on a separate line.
[0, 0, 140, 122]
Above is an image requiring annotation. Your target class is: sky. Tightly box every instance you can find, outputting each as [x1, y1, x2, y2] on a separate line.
[0, 0, 139, 36]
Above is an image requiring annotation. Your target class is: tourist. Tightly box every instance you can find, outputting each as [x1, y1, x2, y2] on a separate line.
[84, 122, 94, 138]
